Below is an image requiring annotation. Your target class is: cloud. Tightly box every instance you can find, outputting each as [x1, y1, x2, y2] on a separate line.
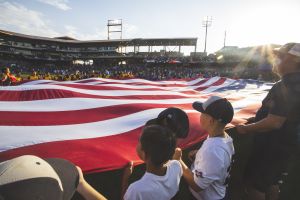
[37, 0, 71, 11]
[64, 25, 107, 40]
[0, 1, 140, 41]
[0, 1, 59, 37]
[64, 23, 140, 40]
[123, 23, 139, 38]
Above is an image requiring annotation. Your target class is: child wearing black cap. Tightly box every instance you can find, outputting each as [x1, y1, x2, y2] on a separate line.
[121, 107, 189, 198]
[174, 96, 235, 200]
[123, 125, 182, 200]
[145, 107, 189, 139]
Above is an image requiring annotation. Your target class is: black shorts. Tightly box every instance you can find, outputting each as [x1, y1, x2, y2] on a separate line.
[244, 147, 289, 193]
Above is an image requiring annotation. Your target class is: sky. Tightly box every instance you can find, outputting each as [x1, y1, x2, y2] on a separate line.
[0, 0, 300, 54]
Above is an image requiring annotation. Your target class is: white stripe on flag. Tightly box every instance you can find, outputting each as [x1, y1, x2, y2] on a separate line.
[0, 98, 202, 112]
[0, 85, 200, 97]
[0, 108, 168, 152]
[72, 77, 207, 85]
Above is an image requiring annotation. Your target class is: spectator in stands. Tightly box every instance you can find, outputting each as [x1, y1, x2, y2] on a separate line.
[63, 74, 71, 81]
[1, 67, 17, 86]
[0, 155, 107, 200]
[44, 72, 52, 80]
[15, 72, 22, 82]
[123, 125, 182, 200]
[174, 96, 235, 200]
[236, 43, 300, 200]
[28, 71, 39, 80]
[1, 67, 11, 86]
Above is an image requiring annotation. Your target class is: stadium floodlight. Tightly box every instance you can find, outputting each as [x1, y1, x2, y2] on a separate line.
[107, 19, 122, 26]
[107, 19, 123, 40]
[202, 16, 212, 54]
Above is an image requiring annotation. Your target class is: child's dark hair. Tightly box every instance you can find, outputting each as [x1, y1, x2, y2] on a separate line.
[140, 125, 176, 167]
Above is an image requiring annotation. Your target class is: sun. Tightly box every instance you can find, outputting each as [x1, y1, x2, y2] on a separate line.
[229, 2, 300, 47]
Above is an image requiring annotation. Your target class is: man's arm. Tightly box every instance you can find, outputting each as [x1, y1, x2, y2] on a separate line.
[121, 161, 134, 199]
[76, 166, 107, 200]
[236, 114, 286, 134]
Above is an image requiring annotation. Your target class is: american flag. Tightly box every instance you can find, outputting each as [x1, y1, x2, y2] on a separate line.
[0, 77, 271, 173]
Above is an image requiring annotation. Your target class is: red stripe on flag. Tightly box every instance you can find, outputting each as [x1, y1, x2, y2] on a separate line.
[0, 89, 193, 101]
[0, 113, 206, 173]
[0, 103, 193, 126]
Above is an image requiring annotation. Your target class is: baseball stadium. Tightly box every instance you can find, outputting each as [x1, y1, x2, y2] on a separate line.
[0, 1, 300, 200]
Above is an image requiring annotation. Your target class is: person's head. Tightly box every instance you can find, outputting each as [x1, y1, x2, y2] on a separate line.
[32, 71, 37, 76]
[145, 107, 189, 139]
[0, 155, 79, 200]
[273, 43, 300, 77]
[192, 96, 234, 132]
[136, 125, 176, 167]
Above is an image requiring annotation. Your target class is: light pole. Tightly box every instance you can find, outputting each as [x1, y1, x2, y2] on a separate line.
[224, 30, 227, 47]
[202, 16, 212, 54]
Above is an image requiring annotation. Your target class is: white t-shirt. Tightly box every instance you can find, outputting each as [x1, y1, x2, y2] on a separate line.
[190, 134, 235, 200]
[124, 160, 183, 200]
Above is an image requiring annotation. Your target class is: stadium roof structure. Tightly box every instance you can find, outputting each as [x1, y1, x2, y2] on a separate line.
[0, 29, 197, 47]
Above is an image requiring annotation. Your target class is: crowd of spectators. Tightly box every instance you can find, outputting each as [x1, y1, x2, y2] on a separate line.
[1, 62, 276, 86]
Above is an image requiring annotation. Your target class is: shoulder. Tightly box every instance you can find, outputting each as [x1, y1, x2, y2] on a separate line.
[268, 81, 282, 94]
[124, 184, 140, 200]
[202, 138, 224, 150]
[168, 160, 183, 175]
[201, 138, 230, 158]
[168, 160, 181, 168]
[125, 179, 145, 198]
[272, 80, 282, 87]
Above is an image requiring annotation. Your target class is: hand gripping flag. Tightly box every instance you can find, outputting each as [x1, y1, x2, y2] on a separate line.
[0, 77, 272, 173]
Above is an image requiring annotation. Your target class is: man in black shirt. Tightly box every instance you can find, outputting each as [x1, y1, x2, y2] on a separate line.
[236, 43, 300, 200]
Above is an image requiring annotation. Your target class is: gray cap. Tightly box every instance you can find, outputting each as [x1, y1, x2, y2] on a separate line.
[0, 155, 79, 200]
[273, 43, 300, 60]
[193, 96, 234, 124]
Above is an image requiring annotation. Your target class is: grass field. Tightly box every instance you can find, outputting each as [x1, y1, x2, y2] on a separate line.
[72, 128, 300, 200]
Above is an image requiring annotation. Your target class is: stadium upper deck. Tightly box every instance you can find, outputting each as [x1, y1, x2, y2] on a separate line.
[0, 29, 197, 63]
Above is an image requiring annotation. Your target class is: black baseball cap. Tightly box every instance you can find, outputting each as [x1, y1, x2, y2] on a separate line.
[145, 107, 189, 138]
[193, 96, 234, 124]
[0, 155, 79, 200]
